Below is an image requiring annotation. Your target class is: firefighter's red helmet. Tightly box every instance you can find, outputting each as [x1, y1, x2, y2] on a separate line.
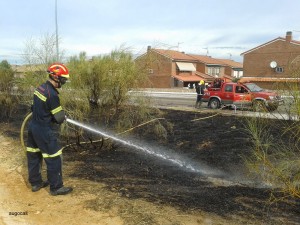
[47, 63, 69, 79]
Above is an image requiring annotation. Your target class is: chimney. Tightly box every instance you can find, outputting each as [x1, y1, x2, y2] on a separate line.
[147, 46, 151, 52]
[286, 31, 292, 42]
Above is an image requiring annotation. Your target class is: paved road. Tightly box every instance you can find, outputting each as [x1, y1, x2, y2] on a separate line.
[130, 90, 197, 108]
[129, 90, 298, 121]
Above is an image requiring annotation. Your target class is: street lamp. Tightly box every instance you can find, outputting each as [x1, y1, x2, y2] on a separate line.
[55, 0, 59, 61]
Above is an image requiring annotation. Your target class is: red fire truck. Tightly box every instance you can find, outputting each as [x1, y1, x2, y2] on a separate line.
[203, 79, 282, 111]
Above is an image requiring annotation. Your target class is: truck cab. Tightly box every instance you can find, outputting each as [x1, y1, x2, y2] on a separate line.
[242, 82, 283, 111]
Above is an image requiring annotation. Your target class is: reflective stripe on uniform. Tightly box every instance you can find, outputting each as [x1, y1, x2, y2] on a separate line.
[34, 90, 47, 102]
[51, 106, 62, 115]
[42, 149, 63, 158]
[26, 147, 41, 153]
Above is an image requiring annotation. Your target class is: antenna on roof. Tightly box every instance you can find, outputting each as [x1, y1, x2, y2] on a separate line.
[203, 47, 209, 56]
[177, 42, 184, 51]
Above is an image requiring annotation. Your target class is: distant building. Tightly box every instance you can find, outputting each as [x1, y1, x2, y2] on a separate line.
[11, 64, 45, 78]
[188, 54, 241, 81]
[135, 46, 241, 88]
[240, 31, 300, 89]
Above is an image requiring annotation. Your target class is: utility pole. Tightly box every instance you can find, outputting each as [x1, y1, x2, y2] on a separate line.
[55, 0, 59, 61]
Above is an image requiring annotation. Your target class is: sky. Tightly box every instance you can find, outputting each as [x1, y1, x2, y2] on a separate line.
[1, 0, 300, 64]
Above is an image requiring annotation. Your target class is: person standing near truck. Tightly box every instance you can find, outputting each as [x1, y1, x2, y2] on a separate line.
[195, 80, 205, 108]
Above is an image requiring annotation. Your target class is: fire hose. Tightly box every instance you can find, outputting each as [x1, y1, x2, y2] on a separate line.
[20, 112, 33, 151]
[20, 112, 165, 152]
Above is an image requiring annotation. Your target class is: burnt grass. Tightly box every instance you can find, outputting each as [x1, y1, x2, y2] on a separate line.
[4, 107, 300, 224]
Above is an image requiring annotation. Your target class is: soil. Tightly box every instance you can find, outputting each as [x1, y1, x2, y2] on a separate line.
[0, 107, 300, 225]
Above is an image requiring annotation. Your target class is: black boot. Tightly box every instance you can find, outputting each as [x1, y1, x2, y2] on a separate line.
[31, 180, 49, 192]
[50, 186, 73, 196]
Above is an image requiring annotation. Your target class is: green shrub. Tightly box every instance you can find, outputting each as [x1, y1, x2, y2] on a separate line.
[0, 60, 19, 120]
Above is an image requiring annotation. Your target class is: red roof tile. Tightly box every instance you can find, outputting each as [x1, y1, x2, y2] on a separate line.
[195, 71, 215, 80]
[153, 49, 197, 61]
[172, 73, 202, 82]
[188, 54, 225, 65]
[217, 59, 243, 68]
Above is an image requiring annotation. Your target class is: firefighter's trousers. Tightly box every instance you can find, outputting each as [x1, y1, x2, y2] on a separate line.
[195, 94, 203, 108]
[26, 121, 63, 191]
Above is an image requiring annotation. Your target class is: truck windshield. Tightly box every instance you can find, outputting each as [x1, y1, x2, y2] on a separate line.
[244, 83, 263, 92]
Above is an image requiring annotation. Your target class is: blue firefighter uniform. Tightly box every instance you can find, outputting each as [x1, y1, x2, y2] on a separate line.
[27, 80, 66, 192]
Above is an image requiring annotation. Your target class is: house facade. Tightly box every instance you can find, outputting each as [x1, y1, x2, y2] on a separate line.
[188, 54, 242, 82]
[217, 59, 243, 78]
[135, 46, 241, 88]
[240, 31, 300, 89]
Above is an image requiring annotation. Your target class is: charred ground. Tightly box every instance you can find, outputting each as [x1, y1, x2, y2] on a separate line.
[3, 107, 300, 224]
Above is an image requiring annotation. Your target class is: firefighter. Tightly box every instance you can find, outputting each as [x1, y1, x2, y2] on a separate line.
[195, 80, 205, 108]
[26, 63, 73, 196]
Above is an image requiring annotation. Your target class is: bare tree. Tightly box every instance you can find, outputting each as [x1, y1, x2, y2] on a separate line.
[17, 33, 66, 106]
[23, 32, 65, 65]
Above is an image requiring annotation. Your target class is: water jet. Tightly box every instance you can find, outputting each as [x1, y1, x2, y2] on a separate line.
[66, 118, 223, 177]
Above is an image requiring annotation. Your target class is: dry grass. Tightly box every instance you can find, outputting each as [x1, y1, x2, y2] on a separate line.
[197, 140, 213, 150]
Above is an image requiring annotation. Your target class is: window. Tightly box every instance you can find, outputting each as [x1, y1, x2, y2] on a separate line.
[207, 66, 220, 76]
[234, 70, 243, 78]
[148, 69, 154, 74]
[235, 86, 242, 93]
[225, 84, 233, 92]
[275, 67, 284, 73]
[235, 85, 247, 93]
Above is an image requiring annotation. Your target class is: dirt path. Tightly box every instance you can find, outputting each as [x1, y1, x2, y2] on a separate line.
[0, 134, 124, 225]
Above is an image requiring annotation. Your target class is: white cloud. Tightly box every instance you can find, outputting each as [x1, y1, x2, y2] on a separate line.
[1, 0, 300, 64]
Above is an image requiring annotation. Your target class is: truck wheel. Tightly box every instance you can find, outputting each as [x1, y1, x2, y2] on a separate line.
[209, 98, 221, 109]
[253, 100, 267, 112]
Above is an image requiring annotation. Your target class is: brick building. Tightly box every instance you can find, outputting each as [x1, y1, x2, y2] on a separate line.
[135, 47, 199, 88]
[240, 31, 300, 89]
[135, 47, 240, 88]
[217, 58, 243, 78]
